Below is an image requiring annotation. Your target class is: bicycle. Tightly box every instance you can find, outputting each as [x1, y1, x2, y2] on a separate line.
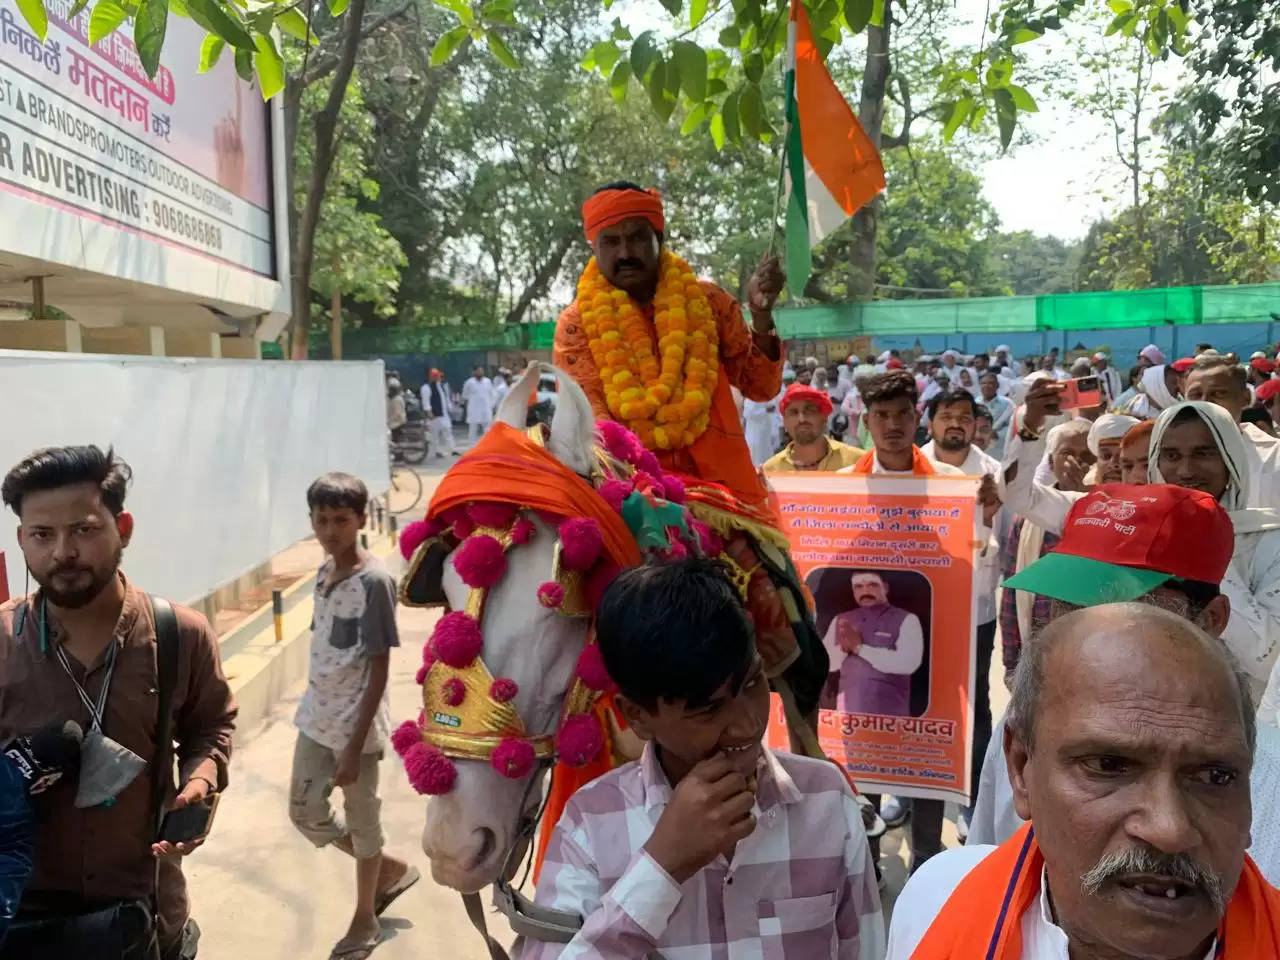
[391, 418, 429, 465]
[387, 457, 424, 516]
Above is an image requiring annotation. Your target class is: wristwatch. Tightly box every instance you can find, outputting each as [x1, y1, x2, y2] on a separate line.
[1017, 423, 1041, 442]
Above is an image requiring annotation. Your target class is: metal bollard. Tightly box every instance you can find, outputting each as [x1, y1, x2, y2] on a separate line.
[389, 514, 399, 536]
[361, 532, 369, 549]
[272, 590, 283, 644]
[376, 504, 385, 534]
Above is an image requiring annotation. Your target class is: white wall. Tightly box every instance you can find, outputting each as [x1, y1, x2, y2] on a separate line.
[0, 351, 386, 604]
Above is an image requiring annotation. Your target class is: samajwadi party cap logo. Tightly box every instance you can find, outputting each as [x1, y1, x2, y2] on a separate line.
[1084, 498, 1137, 522]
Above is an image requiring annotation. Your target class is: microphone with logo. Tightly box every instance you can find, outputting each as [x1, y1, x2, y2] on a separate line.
[2, 721, 83, 797]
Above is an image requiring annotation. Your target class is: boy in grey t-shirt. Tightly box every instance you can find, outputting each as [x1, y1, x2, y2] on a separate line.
[289, 473, 419, 958]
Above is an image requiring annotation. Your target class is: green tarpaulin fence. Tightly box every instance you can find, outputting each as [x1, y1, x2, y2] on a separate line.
[774, 282, 1280, 339]
[293, 282, 1280, 358]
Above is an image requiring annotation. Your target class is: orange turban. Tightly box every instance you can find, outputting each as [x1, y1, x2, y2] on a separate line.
[582, 188, 665, 243]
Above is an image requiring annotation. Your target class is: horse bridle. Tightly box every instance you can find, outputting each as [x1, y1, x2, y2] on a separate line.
[401, 504, 611, 957]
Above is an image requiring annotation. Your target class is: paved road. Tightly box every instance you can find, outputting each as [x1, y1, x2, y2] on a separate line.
[187, 586, 522, 960]
[189, 447, 1007, 957]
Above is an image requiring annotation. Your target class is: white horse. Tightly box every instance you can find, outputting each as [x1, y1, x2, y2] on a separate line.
[403, 361, 846, 916]
[417, 363, 607, 893]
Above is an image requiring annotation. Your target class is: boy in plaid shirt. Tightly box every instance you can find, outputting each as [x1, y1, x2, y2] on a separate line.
[523, 559, 885, 959]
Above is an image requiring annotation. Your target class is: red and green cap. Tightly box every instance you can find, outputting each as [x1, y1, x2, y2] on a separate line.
[1002, 484, 1233, 606]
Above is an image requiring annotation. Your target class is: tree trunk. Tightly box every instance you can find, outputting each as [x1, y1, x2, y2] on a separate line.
[289, 0, 370, 360]
[504, 234, 574, 325]
[848, 16, 892, 301]
[375, 39, 473, 325]
[330, 252, 343, 360]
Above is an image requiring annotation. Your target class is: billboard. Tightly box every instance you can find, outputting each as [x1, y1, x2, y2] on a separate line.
[0, 0, 286, 312]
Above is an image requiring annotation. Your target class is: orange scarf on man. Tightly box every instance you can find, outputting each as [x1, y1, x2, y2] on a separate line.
[851, 446, 936, 476]
[427, 422, 640, 569]
[912, 823, 1280, 958]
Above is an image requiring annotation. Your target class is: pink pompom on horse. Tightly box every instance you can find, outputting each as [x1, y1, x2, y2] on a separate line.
[395, 362, 836, 931]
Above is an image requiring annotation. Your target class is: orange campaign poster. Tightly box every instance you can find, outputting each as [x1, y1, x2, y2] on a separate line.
[765, 472, 981, 804]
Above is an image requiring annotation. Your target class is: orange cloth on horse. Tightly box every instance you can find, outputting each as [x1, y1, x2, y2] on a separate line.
[910, 822, 1280, 958]
[556, 280, 784, 511]
[426, 422, 641, 570]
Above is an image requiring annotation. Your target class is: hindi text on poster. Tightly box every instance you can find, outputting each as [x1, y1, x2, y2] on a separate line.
[766, 472, 980, 804]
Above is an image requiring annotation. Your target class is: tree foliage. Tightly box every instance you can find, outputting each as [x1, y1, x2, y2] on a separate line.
[295, 70, 406, 322]
[14, 0, 1203, 164]
[1184, 0, 1279, 203]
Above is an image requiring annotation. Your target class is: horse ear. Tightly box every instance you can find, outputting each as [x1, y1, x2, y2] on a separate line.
[495, 364, 540, 429]
[547, 365, 596, 477]
[496, 362, 595, 475]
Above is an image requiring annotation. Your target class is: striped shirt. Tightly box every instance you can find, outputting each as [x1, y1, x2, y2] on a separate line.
[521, 743, 885, 959]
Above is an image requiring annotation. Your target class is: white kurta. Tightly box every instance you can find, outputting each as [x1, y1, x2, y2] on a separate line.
[921, 441, 1004, 625]
[491, 378, 510, 414]
[1242, 422, 1280, 510]
[461, 377, 496, 426]
[743, 397, 778, 466]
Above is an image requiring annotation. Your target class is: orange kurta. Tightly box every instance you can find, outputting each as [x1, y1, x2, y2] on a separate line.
[556, 279, 783, 509]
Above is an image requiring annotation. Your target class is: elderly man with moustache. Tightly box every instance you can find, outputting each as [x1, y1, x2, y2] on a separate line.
[822, 571, 923, 719]
[962, 486, 1280, 892]
[889, 600, 1280, 958]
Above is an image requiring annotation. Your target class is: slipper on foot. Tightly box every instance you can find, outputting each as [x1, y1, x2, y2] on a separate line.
[329, 934, 382, 960]
[375, 865, 421, 917]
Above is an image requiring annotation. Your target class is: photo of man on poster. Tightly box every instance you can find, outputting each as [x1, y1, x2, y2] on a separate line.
[819, 569, 931, 717]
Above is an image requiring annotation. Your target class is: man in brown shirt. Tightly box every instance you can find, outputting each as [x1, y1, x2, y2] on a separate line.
[0, 445, 236, 959]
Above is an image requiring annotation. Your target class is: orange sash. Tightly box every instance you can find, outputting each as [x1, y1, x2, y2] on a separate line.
[851, 446, 937, 476]
[912, 823, 1280, 959]
[427, 422, 641, 570]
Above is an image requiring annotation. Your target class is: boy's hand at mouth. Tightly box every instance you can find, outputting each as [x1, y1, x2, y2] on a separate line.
[644, 753, 758, 883]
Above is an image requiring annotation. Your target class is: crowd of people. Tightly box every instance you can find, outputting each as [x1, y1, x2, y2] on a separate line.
[5, 173, 1280, 960]
[386, 364, 528, 458]
[743, 341, 1280, 470]
[740, 335, 1280, 953]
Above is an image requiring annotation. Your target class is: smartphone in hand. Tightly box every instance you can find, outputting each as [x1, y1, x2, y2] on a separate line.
[160, 794, 220, 845]
[1059, 375, 1103, 411]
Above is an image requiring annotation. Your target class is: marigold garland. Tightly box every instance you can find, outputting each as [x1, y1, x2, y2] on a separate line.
[576, 250, 720, 450]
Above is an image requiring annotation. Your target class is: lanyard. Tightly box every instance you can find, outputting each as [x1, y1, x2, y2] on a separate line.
[53, 631, 119, 734]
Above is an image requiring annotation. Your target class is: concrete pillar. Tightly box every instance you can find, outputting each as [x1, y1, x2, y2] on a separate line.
[81, 325, 165, 356]
[0, 320, 82, 352]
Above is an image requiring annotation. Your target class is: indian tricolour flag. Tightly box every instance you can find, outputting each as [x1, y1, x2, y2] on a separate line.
[783, 0, 885, 295]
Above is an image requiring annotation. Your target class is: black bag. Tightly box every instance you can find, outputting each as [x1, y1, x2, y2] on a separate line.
[1, 596, 180, 960]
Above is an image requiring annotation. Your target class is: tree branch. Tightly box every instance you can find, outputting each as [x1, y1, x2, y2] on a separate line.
[881, 73, 914, 149]
[291, 0, 370, 357]
[504, 233, 575, 325]
[302, 1, 412, 88]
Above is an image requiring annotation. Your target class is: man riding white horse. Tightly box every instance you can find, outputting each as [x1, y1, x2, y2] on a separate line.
[555, 181, 828, 734]
[554, 180, 786, 511]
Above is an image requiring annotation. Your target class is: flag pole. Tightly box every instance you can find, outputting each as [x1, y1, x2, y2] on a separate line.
[767, 140, 787, 259]
[768, 0, 793, 260]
